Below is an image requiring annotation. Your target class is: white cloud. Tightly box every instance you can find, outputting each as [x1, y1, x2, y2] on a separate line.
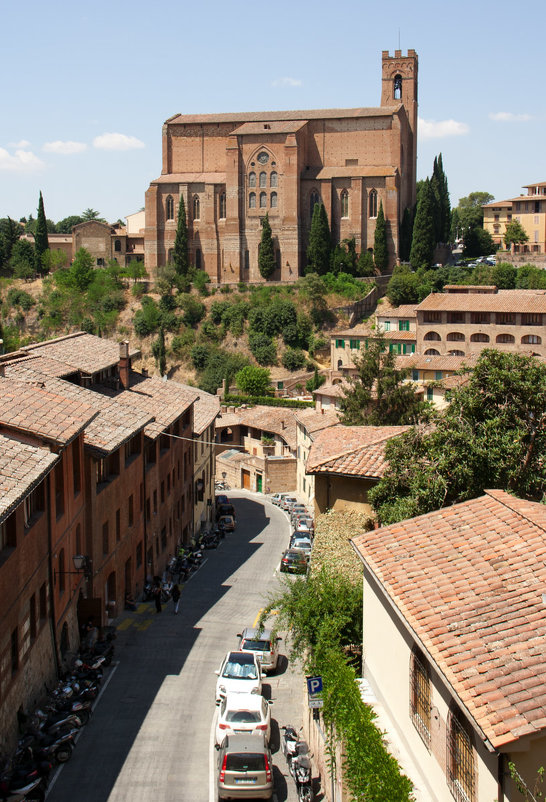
[43, 140, 87, 154]
[0, 147, 44, 172]
[92, 132, 145, 151]
[271, 77, 303, 88]
[418, 117, 469, 139]
[8, 139, 31, 148]
[489, 111, 532, 122]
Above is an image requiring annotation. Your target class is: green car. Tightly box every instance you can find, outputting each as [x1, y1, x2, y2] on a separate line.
[280, 548, 308, 574]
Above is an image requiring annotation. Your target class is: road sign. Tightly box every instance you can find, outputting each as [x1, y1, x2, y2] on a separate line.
[307, 676, 323, 695]
[308, 698, 323, 708]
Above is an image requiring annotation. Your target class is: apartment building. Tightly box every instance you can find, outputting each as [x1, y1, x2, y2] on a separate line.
[483, 181, 546, 254]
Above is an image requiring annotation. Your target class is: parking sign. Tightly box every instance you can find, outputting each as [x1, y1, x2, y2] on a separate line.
[307, 676, 323, 695]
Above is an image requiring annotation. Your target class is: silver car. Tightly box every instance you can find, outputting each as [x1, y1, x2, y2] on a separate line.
[237, 627, 280, 674]
[216, 733, 274, 800]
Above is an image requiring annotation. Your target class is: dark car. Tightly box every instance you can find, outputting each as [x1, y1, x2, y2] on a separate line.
[280, 548, 308, 574]
[217, 503, 235, 519]
[216, 494, 229, 506]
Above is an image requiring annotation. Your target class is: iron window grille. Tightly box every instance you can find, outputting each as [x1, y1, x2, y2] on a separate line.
[410, 652, 431, 748]
[447, 712, 475, 802]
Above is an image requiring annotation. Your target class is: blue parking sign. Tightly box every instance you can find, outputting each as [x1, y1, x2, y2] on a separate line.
[307, 676, 323, 695]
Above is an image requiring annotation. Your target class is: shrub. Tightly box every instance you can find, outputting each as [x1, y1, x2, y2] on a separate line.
[131, 283, 146, 298]
[282, 348, 306, 371]
[6, 288, 35, 311]
[101, 292, 125, 313]
[133, 296, 161, 336]
[171, 328, 195, 355]
[220, 285, 232, 294]
[193, 269, 211, 296]
[177, 294, 206, 327]
[223, 393, 314, 409]
[209, 300, 231, 324]
[190, 343, 211, 370]
[249, 332, 277, 366]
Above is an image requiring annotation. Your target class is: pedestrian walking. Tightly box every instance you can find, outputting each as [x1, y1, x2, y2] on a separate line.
[153, 582, 162, 613]
[171, 583, 181, 614]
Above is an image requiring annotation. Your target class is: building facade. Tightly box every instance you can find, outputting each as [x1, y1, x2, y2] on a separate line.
[145, 50, 418, 280]
[483, 181, 546, 254]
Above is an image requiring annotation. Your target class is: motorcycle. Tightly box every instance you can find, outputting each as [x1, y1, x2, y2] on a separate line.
[0, 772, 46, 801]
[281, 726, 313, 801]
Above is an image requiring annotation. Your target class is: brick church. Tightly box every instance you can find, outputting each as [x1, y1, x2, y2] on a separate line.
[145, 49, 418, 282]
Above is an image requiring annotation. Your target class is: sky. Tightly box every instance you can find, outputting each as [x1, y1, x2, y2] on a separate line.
[1, 0, 544, 225]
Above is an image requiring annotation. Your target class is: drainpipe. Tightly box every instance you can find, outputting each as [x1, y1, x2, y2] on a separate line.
[46, 473, 61, 678]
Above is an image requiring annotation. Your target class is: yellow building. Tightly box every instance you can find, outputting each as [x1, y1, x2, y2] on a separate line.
[483, 181, 546, 254]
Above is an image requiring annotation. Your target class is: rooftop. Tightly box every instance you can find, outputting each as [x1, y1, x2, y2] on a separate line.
[306, 424, 409, 478]
[0, 433, 58, 524]
[192, 389, 220, 436]
[417, 289, 546, 314]
[22, 332, 140, 376]
[215, 405, 297, 451]
[352, 490, 546, 748]
[294, 408, 340, 436]
[167, 106, 401, 126]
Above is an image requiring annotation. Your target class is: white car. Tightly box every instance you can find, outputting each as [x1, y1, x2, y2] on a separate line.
[215, 692, 272, 744]
[271, 493, 289, 506]
[215, 651, 262, 704]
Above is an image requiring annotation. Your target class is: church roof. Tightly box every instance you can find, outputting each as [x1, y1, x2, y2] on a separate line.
[166, 106, 401, 126]
[231, 120, 308, 135]
[152, 172, 226, 185]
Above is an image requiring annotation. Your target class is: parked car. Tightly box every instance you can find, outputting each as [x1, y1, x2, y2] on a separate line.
[294, 515, 314, 533]
[216, 733, 274, 800]
[290, 504, 308, 523]
[215, 692, 272, 745]
[280, 496, 298, 511]
[218, 514, 236, 531]
[215, 651, 263, 703]
[289, 536, 312, 558]
[271, 493, 289, 506]
[216, 494, 229, 506]
[217, 503, 236, 519]
[280, 548, 308, 574]
[294, 521, 313, 538]
[237, 627, 280, 674]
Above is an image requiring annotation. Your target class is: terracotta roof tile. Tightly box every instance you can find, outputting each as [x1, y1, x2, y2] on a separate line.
[313, 382, 348, 398]
[294, 408, 340, 436]
[22, 332, 140, 375]
[0, 433, 58, 523]
[168, 107, 399, 126]
[192, 389, 220, 436]
[213, 405, 297, 451]
[352, 489, 546, 747]
[417, 289, 546, 314]
[306, 424, 409, 478]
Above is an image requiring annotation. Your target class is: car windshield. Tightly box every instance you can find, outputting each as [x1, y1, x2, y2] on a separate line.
[223, 660, 258, 679]
[225, 710, 261, 723]
[225, 754, 265, 772]
[242, 639, 270, 652]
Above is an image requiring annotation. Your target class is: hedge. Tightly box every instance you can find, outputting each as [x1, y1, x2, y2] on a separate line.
[223, 393, 314, 409]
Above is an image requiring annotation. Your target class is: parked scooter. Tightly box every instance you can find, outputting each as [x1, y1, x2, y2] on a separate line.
[281, 726, 314, 801]
[0, 772, 46, 801]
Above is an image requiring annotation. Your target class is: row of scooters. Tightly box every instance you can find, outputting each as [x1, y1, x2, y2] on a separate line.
[0, 628, 116, 801]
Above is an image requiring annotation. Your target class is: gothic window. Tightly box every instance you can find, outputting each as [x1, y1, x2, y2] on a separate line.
[249, 172, 256, 187]
[219, 192, 226, 219]
[259, 192, 267, 208]
[270, 192, 278, 208]
[193, 196, 200, 220]
[114, 239, 121, 252]
[249, 192, 256, 209]
[310, 190, 320, 221]
[259, 172, 267, 188]
[270, 171, 278, 187]
[394, 74, 402, 100]
[166, 195, 174, 220]
[341, 189, 349, 219]
[369, 189, 378, 218]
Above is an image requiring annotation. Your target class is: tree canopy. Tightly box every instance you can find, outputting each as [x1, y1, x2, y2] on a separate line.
[173, 195, 189, 276]
[409, 178, 435, 269]
[34, 191, 49, 274]
[504, 220, 529, 249]
[369, 349, 546, 525]
[339, 332, 432, 426]
[235, 365, 272, 396]
[306, 203, 331, 274]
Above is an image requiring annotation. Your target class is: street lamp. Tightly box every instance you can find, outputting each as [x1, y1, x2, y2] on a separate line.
[56, 554, 93, 581]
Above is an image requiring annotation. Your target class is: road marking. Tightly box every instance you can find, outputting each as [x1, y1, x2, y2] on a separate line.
[252, 608, 263, 627]
[116, 618, 133, 631]
[136, 620, 153, 631]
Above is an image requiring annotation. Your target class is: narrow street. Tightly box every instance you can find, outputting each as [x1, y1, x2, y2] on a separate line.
[46, 492, 309, 802]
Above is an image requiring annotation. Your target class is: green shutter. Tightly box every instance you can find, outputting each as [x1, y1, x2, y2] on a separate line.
[399, 320, 409, 331]
[435, 371, 442, 380]
[411, 344, 415, 353]
[384, 321, 391, 332]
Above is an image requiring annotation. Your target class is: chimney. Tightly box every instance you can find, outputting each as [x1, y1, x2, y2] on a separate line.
[0, 363, 4, 378]
[118, 340, 130, 389]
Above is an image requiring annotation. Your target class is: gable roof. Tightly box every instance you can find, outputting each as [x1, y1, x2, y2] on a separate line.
[167, 106, 401, 126]
[215, 405, 297, 451]
[306, 424, 409, 478]
[294, 408, 340, 437]
[22, 332, 140, 375]
[417, 290, 546, 314]
[352, 490, 546, 748]
[0, 433, 58, 524]
[192, 389, 220, 436]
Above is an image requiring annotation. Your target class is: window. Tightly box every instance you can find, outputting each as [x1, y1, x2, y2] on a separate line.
[136, 541, 143, 568]
[522, 334, 541, 345]
[410, 650, 431, 747]
[447, 711, 475, 802]
[435, 371, 443, 380]
[125, 435, 141, 464]
[249, 172, 256, 188]
[310, 191, 320, 220]
[447, 332, 464, 342]
[470, 333, 489, 343]
[496, 312, 516, 325]
[270, 172, 278, 187]
[496, 333, 514, 344]
[448, 350, 465, 356]
[522, 313, 542, 326]
[193, 196, 200, 220]
[249, 192, 256, 209]
[145, 440, 156, 468]
[219, 192, 226, 219]
[166, 195, 174, 220]
[399, 320, 410, 331]
[424, 331, 441, 341]
[448, 312, 465, 324]
[114, 239, 121, 252]
[259, 192, 267, 208]
[412, 369, 419, 381]
[340, 189, 349, 218]
[369, 189, 378, 218]
[424, 348, 440, 356]
[102, 521, 109, 555]
[470, 312, 490, 324]
[423, 311, 441, 323]
[259, 171, 267, 188]
[427, 386, 434, 401]
[393, 73, 402, 99]
[23, 484, 45, 528]
[349, 340, 360, 350]
[384, 321, 391, 331]
[335, 339, 345, 348]
[270, 192, 278, 208]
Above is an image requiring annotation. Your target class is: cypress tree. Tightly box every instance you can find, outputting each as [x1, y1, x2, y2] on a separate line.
[373, 201, 388, 271]
[153, 326, 167, 375]
[306, 203, 331, 274]
[258, 213, 275, 279]
[410, 178, 435, 269]
[34, 191, 49, 274]
[432, 153, 451, 244]
[173, 195, 189, 276]
[399, 206, 414, 262]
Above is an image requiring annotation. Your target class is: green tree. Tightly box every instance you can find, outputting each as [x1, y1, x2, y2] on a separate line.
[125, 259, 147, 283]
[399, 206, 414, 262]
[41, 248, 68, 273]
[491, 262, 516, 289]
[331, 238, 357, 275]
[281, 348, 306, 371]
[306, 203, 331, 275]
[504, 220, 529, 250]
[410, 178, 435, 269]
[81, 208, 104, 222]
[386, 263, 420, 305]
[356, 247, 375, 277]
[369, 350, 546, 525]
[431, 154, 451, 244]
[34, 191, 49, 274]
[9, 239, 35, 280]
[55, 215, 84, 233]
[373, 201, 389, 271]
[258, 213, 275, 279]
[463, 226, 495, 258]
[0, 217, 22, 271]
[455, 191, 494, 232]
[306, 367, 325, 393]
[235, 365, 272, 396]
[173, 195, 189, 276]
[152, 327, 167, 375]
[70, 247, 95, 291]
[339, 333, 431, 426]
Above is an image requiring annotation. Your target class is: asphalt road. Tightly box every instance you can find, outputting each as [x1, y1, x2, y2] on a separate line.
[46, 492, 311, 802]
